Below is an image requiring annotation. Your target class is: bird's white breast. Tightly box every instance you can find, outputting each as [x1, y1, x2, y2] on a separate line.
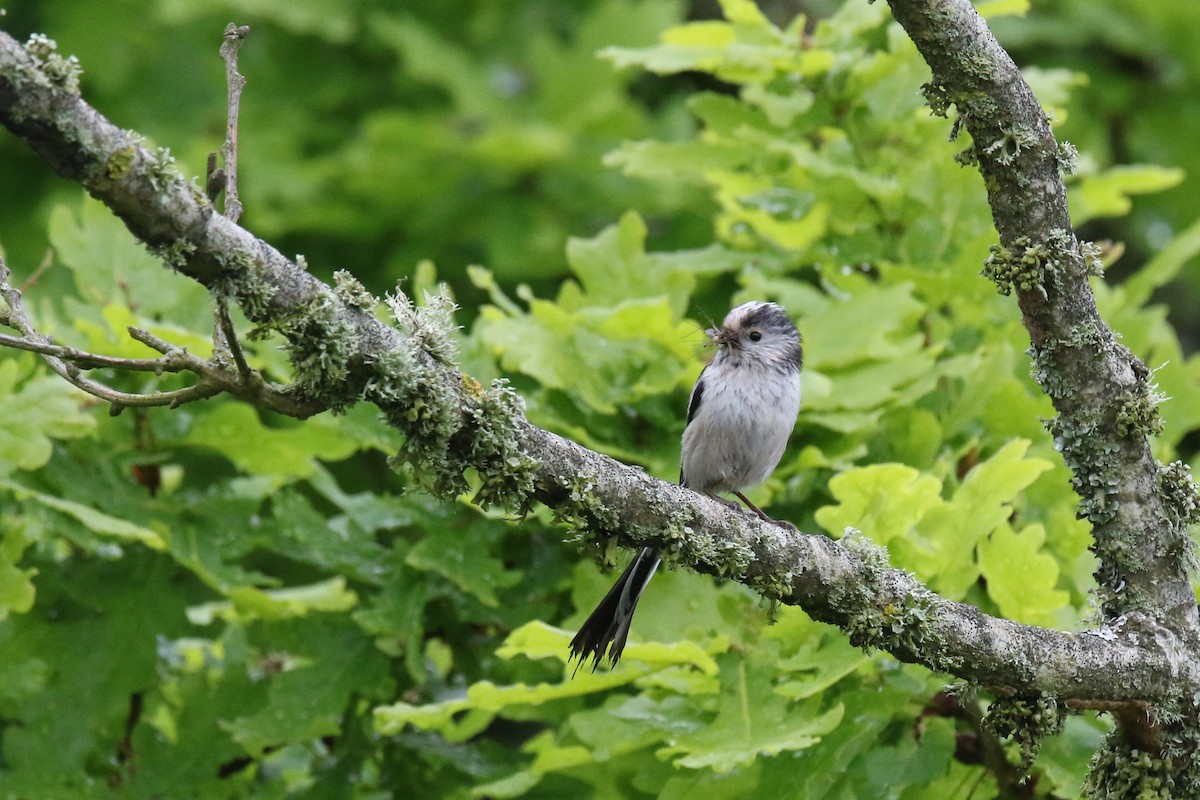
[680, 362, 801, 494]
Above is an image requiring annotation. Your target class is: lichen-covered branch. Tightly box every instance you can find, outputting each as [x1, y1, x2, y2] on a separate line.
[884, 0, 1200, 633]
[0, 26, 1197, 711]
[885, 0, 1200, 786]
[525, 422, 1199, 700]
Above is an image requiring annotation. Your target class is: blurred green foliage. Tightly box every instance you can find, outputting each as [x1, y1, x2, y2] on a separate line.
[0, 0, 1198, 797]
[994, 0, 1200, 344]
[2, 0, 709, 293]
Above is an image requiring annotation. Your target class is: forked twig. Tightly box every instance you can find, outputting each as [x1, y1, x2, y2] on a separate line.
[0, 256, 322, 418]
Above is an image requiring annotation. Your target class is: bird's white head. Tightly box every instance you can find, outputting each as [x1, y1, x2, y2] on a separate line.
[707, 301, 802, 371]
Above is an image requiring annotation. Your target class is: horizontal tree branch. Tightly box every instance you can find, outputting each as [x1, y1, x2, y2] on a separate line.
[0, 24, 1196, 703]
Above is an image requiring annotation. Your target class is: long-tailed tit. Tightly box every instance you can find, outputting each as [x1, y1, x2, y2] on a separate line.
[569, 301, 803, 670]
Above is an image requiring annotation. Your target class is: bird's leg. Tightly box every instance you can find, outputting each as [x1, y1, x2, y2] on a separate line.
[733, 491, 797, 531]
[732, 491, 770, 520]
[707, 493, 743, 512]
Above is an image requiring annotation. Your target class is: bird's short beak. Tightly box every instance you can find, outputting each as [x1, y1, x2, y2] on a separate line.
[707, 326, 730, 347]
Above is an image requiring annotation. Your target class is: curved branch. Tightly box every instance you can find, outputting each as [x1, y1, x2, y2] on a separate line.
[0, 26, 1195, 702]
[0, 256, 322, 418]
[885, 0, 1198, 631]
[0, 330, 176, 372]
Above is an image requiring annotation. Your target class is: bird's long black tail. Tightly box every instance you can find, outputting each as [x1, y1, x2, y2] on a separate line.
[568, 547, 660, 672]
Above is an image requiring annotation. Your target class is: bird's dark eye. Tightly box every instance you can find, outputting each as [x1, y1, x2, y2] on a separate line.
[748, 330, 763, 342]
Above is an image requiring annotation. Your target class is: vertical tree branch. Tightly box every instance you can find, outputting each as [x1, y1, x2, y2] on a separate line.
[884, 0, 1199, 635]
[218, 23, 249, 225]
[213, 23, 253, 383]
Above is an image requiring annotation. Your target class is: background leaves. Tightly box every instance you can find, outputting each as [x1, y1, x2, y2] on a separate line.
[0, 0, 1198, 797]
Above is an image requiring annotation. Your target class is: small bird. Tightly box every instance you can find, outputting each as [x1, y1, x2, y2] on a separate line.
[568, 301, 803, 671]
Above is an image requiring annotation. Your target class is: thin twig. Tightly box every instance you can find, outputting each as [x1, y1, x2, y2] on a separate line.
[216, 302, 254, 382]
[0, 255, 322, 419]
[219, 23, 249, 224]
[126, 326, 320, 415]
[0, 269, 221, 412]
[212, 23, 254, 381]
[0, 330, 185, 372]
[18, 248, 54, 291]
[1063, 698, 1153, 714]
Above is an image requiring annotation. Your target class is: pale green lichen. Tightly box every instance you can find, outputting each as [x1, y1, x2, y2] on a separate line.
[377, 384, 459, 493]
[1057, 140, 1080, 176]
[982, 229, 1080, 298]
[1026, 320, 1151, 536]
[214, 261, 359, 413]
[844, 586, 942, 659]
[1063, 321, 1106, 350]
[1024, 311, 1168, 536]
[668, 514, 755, 579]
[361, 287, 538, 508]
[461, 378, 539, 510]
[1080, 239, 1105, 277]
[104, 145, 137, 181]
[187, 177, 210, 209]
[983, 695, 1065, 773]
[1115, 383, 1166, 439]
[220, 259, 536, 508]
[1154, 460, 1200, 575]
[24, 33, 82, 93]
[920, 81, 952, 118]
[1085, 745, 1174, 799]
[146, 239, 197, 273]
[982, 237, 1044, 297]
[954, 143, 979, 167]
[1044, 411, 1122, 525]
[147, 147, 181, 191]
[956, 42, 999, 84]
[386, 287, 460, 366]
[829, 530, 948, 663]
[747, 561, 798, 604]
[333, 269, 376, 310]
[1087, 525, 1154, 617]
[1028, 341, 1072, 401]
[1084, 701, 1200, 799]
[1158, 461, 1200, 528]
[840, 527, 890, 573]
[550, 473, 620, 533]
[211, 250, 278, 323]
[276, 292, 359, 412]
[710, 536, 755, 578]
[982, 123, 1041, 166]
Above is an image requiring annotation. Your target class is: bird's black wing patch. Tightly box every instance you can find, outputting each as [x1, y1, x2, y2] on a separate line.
[686, 373, 706, 424]
[682, 368, 709, 485]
